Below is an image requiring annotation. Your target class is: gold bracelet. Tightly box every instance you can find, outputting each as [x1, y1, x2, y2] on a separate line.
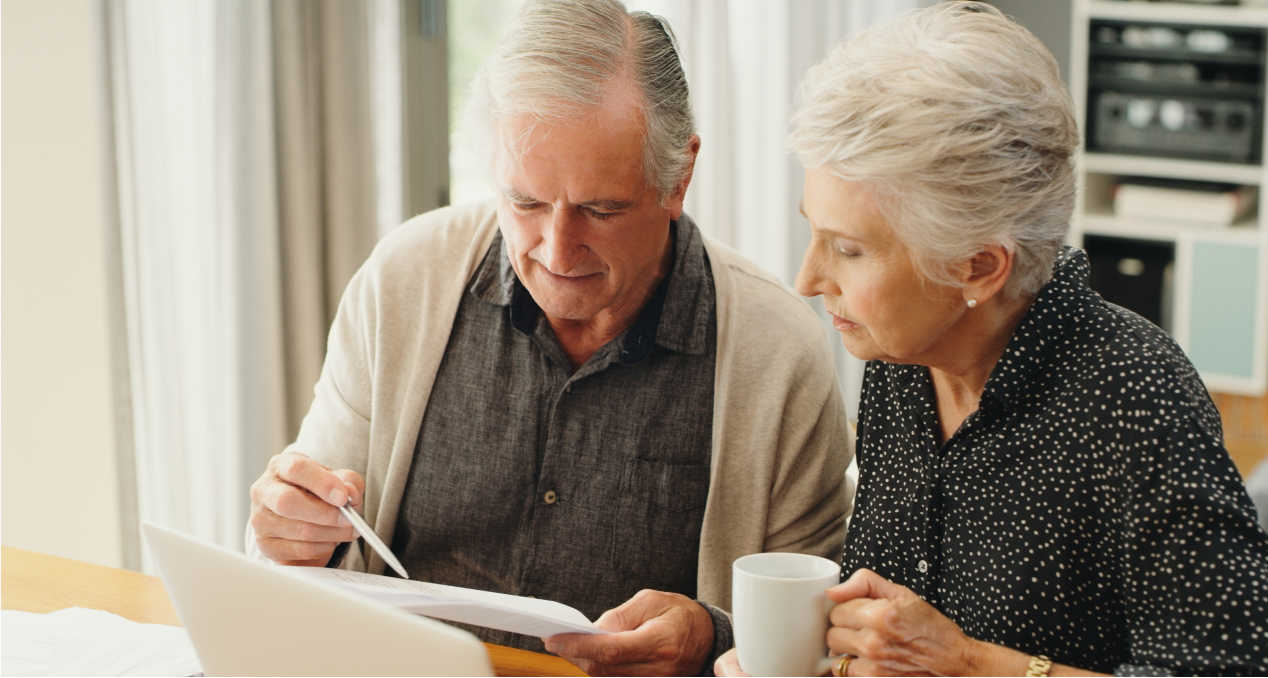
[1025, 654, 1052, 677]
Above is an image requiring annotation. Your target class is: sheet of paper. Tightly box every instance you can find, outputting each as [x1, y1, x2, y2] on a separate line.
[1, 608, 201, 678]
[288, 568, 609, 638]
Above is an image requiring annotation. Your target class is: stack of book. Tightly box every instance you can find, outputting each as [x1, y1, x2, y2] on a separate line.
[1112, 177, 1257, 227]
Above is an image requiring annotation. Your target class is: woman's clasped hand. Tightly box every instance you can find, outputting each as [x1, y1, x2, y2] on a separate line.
[823, 569, 980, 677]
[716, 569, 1055, 677]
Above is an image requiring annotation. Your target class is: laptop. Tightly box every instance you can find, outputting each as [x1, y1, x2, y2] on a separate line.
[141, 521, 495, 676]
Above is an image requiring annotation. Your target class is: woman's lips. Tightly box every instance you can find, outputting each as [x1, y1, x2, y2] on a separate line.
[829, 313, 859, 332]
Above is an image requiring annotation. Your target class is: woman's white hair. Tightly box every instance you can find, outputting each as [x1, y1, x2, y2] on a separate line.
[790, 0, 1079, 298]
[467, 0, 695, 203]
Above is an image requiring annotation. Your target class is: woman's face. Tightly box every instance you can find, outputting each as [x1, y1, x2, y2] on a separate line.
[795, 169, 965, 365]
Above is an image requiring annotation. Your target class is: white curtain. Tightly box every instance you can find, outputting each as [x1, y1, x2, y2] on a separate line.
[271, 0, 390, 439]
[628, 0, 931, 419]
[105, 0, 395, 569]
[106, 0, 287, 568]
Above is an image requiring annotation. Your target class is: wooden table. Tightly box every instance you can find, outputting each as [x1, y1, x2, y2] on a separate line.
[1, 546, 586, 677]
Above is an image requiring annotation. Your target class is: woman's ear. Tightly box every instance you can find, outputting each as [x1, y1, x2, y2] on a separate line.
[962, 244, 1014, 306]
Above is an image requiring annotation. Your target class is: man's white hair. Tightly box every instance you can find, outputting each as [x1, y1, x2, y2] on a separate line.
[790, 0, 1079, 298]
[467, 0, 695, 203]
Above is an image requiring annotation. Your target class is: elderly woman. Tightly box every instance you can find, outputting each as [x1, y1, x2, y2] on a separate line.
[716, 2, 1268, 676]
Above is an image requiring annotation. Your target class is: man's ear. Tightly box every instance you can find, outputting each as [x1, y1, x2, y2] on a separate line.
[962, 243, 1014, 306]
[665, 135, 702, 220]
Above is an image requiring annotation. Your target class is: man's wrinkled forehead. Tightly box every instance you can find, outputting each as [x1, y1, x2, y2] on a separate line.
[491, 113, 649, 195]
[493, 85, 646, 165]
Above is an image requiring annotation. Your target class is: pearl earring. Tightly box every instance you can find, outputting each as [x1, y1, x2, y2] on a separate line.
[967, 299, 978, 309]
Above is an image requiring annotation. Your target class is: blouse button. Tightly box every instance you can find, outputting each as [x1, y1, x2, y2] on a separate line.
[544, 490, 558, 504]
[917, 560, 928, 573]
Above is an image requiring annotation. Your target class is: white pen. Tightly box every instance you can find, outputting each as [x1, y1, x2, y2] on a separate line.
[338, 501, 410, 579]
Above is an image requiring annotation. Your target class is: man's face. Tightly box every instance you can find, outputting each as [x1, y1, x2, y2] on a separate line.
[493, 94, 686, 328]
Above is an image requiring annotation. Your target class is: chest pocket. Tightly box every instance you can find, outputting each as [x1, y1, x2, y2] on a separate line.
[611, 459, 710, 595]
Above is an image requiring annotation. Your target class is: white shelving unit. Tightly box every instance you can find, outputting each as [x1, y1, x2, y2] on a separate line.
[1069, 0, 1268, 395]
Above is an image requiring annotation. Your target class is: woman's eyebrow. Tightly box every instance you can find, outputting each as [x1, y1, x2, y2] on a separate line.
[801, 204, 866, 245]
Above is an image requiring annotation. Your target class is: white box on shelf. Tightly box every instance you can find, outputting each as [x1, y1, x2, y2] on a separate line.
[1112, 179, 1257, 226]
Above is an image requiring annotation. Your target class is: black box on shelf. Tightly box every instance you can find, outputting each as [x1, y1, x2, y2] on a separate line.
[1084, 235, 1175, 332]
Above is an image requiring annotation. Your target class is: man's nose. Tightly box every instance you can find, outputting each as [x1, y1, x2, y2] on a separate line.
[538, 208, 588, 274]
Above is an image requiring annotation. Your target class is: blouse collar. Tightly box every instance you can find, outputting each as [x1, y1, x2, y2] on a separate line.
[982, 246, 1114, 409]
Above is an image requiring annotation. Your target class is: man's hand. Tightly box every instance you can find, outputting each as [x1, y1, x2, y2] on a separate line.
[543, 589, 715, 677]
[248, 451, 366, 567]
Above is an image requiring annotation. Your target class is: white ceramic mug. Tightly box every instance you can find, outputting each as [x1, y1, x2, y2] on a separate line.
[732, 552, 841, 677]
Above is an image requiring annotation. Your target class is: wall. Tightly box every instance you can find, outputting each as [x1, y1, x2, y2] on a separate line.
[988, 0, 1072, 85]
[2, 0, 123, 568]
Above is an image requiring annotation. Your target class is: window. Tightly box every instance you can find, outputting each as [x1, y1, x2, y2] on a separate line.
[448, 0, 524, 205]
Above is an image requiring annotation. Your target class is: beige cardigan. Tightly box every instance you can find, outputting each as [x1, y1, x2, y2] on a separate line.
[247, 201, 855, 612]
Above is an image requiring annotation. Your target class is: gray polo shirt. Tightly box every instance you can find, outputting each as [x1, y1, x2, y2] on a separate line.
[390, 217, 719, 654]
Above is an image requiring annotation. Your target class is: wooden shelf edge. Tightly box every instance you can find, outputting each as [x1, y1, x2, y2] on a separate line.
[1088, 1, 1268, 28]
[1075, 213, 1262, 244]
[1083, 153, 1265, 185]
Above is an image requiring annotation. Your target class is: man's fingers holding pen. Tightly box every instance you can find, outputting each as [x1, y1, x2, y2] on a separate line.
[254, 473, 350, 527]
[272, 452, 354, 506]
[254, 535, 339, 566]
[249, 451, 369, 565]
[251, 503, 356, 543]
[331, 468, 365, 508]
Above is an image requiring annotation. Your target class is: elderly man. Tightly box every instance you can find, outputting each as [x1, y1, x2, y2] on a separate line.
[246, 0, 852, 675]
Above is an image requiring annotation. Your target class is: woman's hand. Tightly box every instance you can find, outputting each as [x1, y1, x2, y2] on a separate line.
[713, 648, 751, 677]
[826, 569, 976, 676]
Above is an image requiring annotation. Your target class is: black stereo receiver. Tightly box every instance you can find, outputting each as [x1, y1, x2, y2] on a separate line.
[1085, 19, 1265, 164]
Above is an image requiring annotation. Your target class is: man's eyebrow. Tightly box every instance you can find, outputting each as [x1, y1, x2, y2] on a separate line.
[498, 190, 633, 212]
[582, 199, 636, 211]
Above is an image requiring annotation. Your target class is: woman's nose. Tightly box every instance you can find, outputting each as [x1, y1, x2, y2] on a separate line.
[795, 247, 829, 298]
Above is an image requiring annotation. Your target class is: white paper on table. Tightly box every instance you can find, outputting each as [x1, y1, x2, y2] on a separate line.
[1, 608, 201, 677]
[288, 568, 610, 638]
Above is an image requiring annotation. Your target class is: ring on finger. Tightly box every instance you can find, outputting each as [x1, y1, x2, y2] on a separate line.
[833, 654, 855, 677]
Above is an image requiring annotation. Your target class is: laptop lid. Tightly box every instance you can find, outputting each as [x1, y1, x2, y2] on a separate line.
[141, 521, 494, 677]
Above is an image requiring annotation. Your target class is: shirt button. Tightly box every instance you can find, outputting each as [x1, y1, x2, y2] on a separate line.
[544, 490, 558, 504]
[565, 385, 573, 393]
[917, 560, 928, 574]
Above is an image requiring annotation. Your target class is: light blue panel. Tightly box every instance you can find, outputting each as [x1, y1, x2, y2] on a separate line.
[1188, 242, 1259, 379]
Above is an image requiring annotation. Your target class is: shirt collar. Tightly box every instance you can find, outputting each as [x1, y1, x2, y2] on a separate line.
[983, 246, 1106, 408]
[468, 214, 713, 364]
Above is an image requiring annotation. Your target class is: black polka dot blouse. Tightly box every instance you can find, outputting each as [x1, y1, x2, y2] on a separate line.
[845, 246, 1268, 676]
